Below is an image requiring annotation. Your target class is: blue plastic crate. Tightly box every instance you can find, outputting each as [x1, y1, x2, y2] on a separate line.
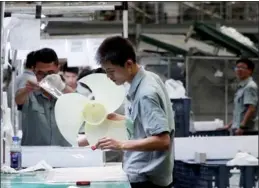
[173, 161, 217, 188]
[171, 98, 191, 137]
[174, 160, 259, 188]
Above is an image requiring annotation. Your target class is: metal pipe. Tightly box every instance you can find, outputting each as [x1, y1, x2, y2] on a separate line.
[137, 55, 259, 61]
[41, 17, 94, 22]
[0, 2, 4, 120]
[122, 2, 128, 38]
[224, 60, 228, 124]
[178, 3, 183, 23]
[187, 56, 259, 61]
[11, 50, 17, 136]
[0, 1, 5, 165]
[135, 24, 141, 49]
[5, 5, 117, 14]
[35, 1, 42, 19]
[185, 56, 190, 96]
[167, 57, 171, 78]
[155, 2, 159, 24]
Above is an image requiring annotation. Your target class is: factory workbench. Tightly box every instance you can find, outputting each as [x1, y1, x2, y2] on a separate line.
[1, 172, 131, 188]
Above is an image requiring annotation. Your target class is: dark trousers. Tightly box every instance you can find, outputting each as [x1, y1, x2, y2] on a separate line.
[232, 128, 258, 135]
[130, 181, 171, 188]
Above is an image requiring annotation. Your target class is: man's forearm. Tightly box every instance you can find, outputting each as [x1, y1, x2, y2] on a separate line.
[241, 106, 256, 127]
[121, 134, 170, 151]
[116, 114, 126, 120]
[15, 88, 29, 105]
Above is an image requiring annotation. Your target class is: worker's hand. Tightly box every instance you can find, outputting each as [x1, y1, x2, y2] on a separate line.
[25, 80, 40, 92]
[77, 135, 89, 147]
[217, 124, 231, 130]
[107, 113, 126, 121]
[95, 137, 124, 150]
[43, 74, 66, 91]
[235, 128, 244, 136]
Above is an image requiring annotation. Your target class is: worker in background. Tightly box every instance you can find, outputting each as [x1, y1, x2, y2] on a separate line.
[15, 48, 73, 146]
[62, 62, 79, 91]
[95, 36, 174, 188]
[222, 58, 258, 135]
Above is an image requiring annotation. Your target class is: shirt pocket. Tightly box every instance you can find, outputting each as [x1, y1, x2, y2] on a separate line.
[30, 102, 48, 130]
[31, 102, 45, 114]
[234, 89, 244, 105]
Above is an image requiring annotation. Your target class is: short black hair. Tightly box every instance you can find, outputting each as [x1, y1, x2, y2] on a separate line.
[93, 67, 106, 73]
[236, 58, 255, 72]
[77, 67, 93, 80]
[62, 62, 79, 75]
[96, 36, 136, 67]
[34, 48, 59, 65]
[25, 51, 35, 69]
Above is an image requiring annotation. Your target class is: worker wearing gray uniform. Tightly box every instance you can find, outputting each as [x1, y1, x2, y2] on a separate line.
[223, 58, 258, 135]
[15, 48, 73, 146]
[95, 36, 174, 188]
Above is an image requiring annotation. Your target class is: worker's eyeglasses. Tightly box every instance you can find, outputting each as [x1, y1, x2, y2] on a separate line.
[35, 70, 56, 78]
[234, 67, 248, 71]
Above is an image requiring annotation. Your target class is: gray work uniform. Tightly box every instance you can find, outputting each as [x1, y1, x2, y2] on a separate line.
[18, 82, 71, 146]
[123, 67, 175, 186]
[232, 77, 258, 131]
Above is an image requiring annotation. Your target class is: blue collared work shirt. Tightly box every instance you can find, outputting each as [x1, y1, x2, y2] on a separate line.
[17, 73, 71, 146]
[232, 77, 258, 131]
[123, 67, 175, 186]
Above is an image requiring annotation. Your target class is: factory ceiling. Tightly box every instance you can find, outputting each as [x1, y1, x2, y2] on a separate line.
[3, 1, 258, 44]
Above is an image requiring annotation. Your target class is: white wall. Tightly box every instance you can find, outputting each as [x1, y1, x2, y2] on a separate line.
[16, 34, 119, 68]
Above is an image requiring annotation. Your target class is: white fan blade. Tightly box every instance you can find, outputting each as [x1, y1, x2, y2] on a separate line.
[55, 93, 88, 146]
[85, 119, 128, 146]
[105, 120, 128, 141]
[78, 73, 126, 113]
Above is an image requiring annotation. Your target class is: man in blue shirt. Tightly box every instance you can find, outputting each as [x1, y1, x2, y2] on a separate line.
[15, 48, 73, 146]
[94, 36, 174, 188]
[223, 58, 258, 135]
